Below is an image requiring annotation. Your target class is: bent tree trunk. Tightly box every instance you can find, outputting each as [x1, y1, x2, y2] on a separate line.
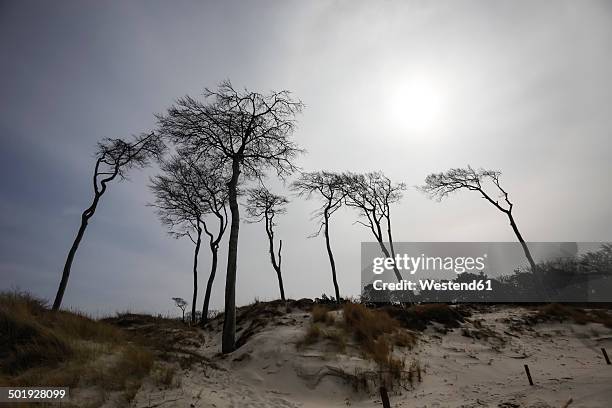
[323, 209, 341, 303]
[201, 246, 218, 325]
[373, 220, 403, 283]
[376, 239, 403, 282]
[268, 234, 285, 301]
[53, 194, 100, 311]
[191, 225, 202, 325]
[507, 213, 537, 273]
[222, 159, 240, 353]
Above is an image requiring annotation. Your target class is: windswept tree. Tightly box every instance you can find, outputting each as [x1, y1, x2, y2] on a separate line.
[419, 166, 537, 274]
[246, 187, 289, 301]
[194, 164, 229, 326]
[53, 132, 165, 311]
[157, 81, 303, 352]
[341, 171, 406, 282]
[172, 297, 188, 323]
[291, 171, 345, 303]
[149, 153, 228, 325]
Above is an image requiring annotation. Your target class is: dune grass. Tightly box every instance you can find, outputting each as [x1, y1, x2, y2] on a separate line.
[0, 291, 155, 407]
[299, 302, 420, 389]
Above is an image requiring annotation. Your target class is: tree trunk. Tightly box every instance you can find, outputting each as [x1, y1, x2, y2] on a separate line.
[374, 220, 403, 283]
[507, 213, 537, 273]
[191, 226, 202, 325]
[274, 265, 285, 301]
[201, 246, 218, 325]
[53, 195, 100, 311]
[375, 238, 403, 282]
[267, 223, 285, 301]
[386, 213, 397, 260]
[323, 209, 341, 303]
[222, 158, 240, 353]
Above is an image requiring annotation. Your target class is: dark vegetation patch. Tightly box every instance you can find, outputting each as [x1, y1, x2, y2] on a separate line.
[529, 303, 612, 328]
[0, 291, 155, 407]
[382, 303, 467, 331]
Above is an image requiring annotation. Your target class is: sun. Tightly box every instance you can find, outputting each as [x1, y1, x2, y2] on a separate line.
[386, 75, 447, 134]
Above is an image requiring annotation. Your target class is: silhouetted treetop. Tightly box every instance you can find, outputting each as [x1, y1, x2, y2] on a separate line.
[150, 152, 227, 234]
[341, 171, 406, 228]
[419, 166, 512, 214]
[246, 187, 289, 224]
[157, 80, 305, 180]
[94, 132, 165, 186]
[291, 171, 345, 220]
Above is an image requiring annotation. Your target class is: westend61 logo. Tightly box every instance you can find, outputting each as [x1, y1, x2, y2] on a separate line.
[372, 253, 487, 275]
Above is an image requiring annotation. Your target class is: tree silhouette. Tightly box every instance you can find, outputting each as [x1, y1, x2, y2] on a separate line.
[157, 81, 303, 352]
[53, 132, 165, 311]
[246, 187, 289, 301]
[341, 171, 406, 283]
[291, 171, 345, 303]
[419, 166, 537, 274]
[150, 152, 228, 325]
[172, 297, 188, 323]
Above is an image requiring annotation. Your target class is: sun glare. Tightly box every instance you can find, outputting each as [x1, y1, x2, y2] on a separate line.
[386, 76, 447, 134]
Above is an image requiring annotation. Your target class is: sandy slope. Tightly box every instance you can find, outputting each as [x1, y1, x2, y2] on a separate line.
[132, 306, 612, 408]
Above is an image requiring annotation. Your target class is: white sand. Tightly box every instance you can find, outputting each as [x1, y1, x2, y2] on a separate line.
[132, 306, 612, 408]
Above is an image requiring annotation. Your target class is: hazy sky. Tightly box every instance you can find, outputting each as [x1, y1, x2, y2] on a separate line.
[1, 0, 611, 316]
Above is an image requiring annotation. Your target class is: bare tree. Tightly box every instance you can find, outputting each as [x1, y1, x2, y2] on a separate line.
[246, 187, 289, 301]
[194, 166, 229, 327]
[157, 81, 303, 353]
[291, 171, 345, 303]
[150, 152, 228, 325]
[419, 166, 537, 274]
[53, 132, 165, 311]
[172, 297, 188, 323]
[341, 171, 406, 282]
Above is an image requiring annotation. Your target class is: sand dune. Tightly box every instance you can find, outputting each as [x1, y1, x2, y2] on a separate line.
[132, 305, 612, 408]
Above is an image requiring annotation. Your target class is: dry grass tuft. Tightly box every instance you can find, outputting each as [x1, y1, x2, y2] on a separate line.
[342, 303, 399, 342]
[301, 324, 322, 346]
[300, 302, 419, 382]
[340, 303, 412, 386]
[311, 305, 335, 325]
[392, 330, 417, 348]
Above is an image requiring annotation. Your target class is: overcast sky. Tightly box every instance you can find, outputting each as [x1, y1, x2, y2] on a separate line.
[1, 0, 611, 316]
